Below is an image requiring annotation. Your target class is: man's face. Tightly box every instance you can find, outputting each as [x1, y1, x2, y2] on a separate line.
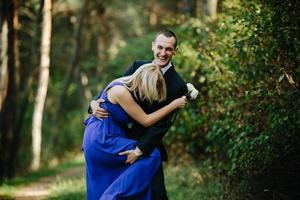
[152, 34, 176, 68]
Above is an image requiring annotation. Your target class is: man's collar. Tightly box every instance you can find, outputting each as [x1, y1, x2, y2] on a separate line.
[152, 60, 172, 74]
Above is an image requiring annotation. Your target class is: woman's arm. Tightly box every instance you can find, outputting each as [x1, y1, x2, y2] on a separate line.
[107, 85, 186, 127]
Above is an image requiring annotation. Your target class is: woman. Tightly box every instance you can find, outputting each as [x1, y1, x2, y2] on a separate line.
[82, 63, 186, 200]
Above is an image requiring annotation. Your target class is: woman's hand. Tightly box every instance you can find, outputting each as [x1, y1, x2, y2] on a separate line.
[90, 99, 109, 120]
[119, 147, 142, 164]
[171, 96, 187, 109]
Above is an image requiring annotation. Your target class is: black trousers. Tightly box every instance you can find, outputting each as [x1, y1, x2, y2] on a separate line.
[151, 163, 168, 200]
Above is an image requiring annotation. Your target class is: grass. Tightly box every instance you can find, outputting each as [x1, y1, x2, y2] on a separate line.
[47, 177, 85, 200]
[0, 156, 227, 200]
[47, 162, 226, 200]
[0, 154, 85, 198]
[165, 163, 226, 200]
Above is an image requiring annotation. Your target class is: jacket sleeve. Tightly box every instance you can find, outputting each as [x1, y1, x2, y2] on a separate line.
[135, 109, 178, 155]
[124, 61, 137, 76]
[136, 84, 188, 155]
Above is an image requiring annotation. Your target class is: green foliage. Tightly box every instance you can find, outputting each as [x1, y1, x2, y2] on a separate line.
[6, 0, 299, 198]
[42, 111, 84, 162]
[226, 0, 299, 183]
[104, 32, 155, 79]
[164, 0, 300, 198]
[166, 13, 236, 160]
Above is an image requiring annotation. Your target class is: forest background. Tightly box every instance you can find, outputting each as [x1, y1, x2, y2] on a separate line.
[0, 0, 299, 199]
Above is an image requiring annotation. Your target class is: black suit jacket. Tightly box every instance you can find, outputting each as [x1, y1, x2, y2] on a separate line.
[124, 60, 187, 161]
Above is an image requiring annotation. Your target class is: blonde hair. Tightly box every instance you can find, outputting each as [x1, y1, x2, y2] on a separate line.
[116, 63, 166, 104]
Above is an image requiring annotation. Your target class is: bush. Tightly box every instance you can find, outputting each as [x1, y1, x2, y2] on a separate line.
[166, 0, 300, 198]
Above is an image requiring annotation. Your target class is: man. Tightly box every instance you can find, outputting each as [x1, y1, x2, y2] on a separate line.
[89, 30, 187, 200]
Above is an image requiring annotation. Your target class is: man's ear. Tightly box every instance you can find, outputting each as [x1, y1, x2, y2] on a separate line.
[173, 47, 178, 55]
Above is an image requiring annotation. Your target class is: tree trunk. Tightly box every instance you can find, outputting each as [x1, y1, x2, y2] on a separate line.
[20, 0, 44, 92]
[80, 71, 92, 100]
[97, 2, 107, 77]
[202, 0, 218, 18]
[6, 0, 23, 178]
[13, 1, 20, 92]
[0, 0, 19, 180]
[74, 67, 92, 109]
[0, 0, 9, 182]
[56, 0, 89, 116]
[0, 20, 8, 111]
[195, 0, 201, 17]
[31, 0, 52, 170]
[14, 0, 44, 174]
[147, 1, 158, 31]
[183, 0, 191, 16]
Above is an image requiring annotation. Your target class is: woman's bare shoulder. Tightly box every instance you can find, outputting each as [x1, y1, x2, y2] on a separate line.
[108, 85, 131, 99]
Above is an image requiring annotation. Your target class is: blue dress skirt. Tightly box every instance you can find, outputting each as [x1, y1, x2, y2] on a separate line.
[82, 81, 161, 200]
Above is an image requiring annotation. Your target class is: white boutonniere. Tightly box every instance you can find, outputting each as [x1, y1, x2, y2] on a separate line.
[186, 83, 199, 100]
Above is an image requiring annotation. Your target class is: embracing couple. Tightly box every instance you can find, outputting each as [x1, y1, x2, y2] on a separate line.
[82, 30, 188, 200]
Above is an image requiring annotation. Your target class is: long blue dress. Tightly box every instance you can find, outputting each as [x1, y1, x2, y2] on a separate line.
[82, 81, 161, 200]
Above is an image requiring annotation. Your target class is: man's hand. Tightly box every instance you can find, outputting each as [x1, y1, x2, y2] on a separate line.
[119, 147, 143, 164]
[90, 99, 109, 120]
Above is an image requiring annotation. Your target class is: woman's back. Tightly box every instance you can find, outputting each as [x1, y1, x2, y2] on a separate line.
[100, 81, 131, 125]
[83, 81, 131, 148]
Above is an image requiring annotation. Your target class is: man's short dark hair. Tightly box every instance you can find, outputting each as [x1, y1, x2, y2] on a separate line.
[155, 29, 178, 48]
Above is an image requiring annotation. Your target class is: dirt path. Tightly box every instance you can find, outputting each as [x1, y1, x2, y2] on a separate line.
[8, 166, 84, 200]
